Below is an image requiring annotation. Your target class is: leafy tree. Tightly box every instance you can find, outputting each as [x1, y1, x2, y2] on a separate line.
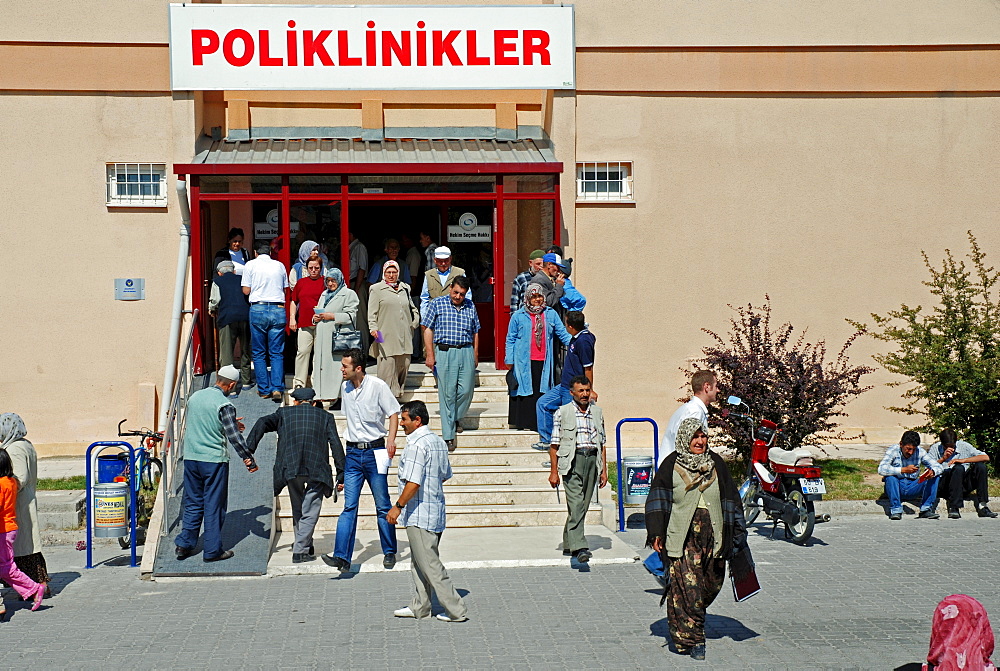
[693, 297, 873, 460]
[850, 231, 1000, 462]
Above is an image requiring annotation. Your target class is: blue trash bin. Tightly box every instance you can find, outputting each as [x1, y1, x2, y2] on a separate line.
[96, 453, 128, 483]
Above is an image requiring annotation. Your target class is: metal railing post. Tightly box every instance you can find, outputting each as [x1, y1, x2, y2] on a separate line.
[614, 417, 660, 532]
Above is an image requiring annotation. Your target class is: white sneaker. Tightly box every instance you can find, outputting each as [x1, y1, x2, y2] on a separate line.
[435, 613, 469, 623]
[393, 607, 417, 618]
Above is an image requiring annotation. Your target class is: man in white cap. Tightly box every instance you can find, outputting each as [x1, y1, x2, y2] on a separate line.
[419, 245, 465, 322]
[175, 365, 258, 563]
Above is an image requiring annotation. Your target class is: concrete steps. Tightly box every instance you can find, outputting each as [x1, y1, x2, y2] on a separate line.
[281, 363, 601, 532]
[276, 501, 602, 530]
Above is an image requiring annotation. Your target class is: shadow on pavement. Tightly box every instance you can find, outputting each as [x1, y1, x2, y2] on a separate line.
[220, 504, 270, 547]
[747, 522, 829, 547]
[650, 614, 759, 644]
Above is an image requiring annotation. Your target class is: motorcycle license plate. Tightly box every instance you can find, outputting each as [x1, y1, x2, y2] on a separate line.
[799, 477, 826, 495]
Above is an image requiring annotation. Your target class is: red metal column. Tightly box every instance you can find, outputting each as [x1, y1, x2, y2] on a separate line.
[189, 179, 206, 373]
[494, 177, 507, 369]
[340, 176, 350, 279]
[553, 173, 562, 247]
[281, 177, 291, 327]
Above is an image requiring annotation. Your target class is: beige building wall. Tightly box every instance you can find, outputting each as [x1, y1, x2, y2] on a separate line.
[572, 93, 1000, 442]
[0, 92, 193, 455]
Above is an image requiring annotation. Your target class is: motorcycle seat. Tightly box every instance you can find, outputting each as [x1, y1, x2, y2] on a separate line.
[768, 446, 813, 467]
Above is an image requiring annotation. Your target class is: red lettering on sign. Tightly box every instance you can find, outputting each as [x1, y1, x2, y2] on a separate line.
[523, 30, 550, 65]
[191, 29, 220, 66]
[493, 30, 518, 66]
[382, 31, 411, 66]
[466, 30, 489, 65]
[415, 22, 427, 66]
[258, 30, 282, 66]
[303, 30, 333, 66]
[286, 22, 298, 66]
[223, 29, 254, 67]
[338, 30, 361, 66]
[432, 30, 462, 66]
[366, 21, 377, 66]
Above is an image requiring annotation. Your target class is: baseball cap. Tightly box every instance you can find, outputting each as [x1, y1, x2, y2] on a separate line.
[434, 246, 452, 259]
[542, 253, 567, 270]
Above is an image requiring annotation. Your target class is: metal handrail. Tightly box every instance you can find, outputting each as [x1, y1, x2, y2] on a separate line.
[614, 417, 659, 533]
[159, 309, 199, 536]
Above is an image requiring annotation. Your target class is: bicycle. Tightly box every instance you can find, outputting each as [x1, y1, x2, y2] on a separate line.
[114, 419, 164, 548]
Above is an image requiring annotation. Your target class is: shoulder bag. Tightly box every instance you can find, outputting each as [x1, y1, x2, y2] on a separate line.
[332, 310, 362, 352]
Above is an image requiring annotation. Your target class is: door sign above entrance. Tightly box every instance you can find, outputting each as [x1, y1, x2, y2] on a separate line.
[168, 4, 575, 91]
[448, 212, 491, 242]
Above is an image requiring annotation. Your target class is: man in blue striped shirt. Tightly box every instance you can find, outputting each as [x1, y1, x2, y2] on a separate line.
[422, 276, 480, 450]
[388, 400, 468, 622]
[878, 430, 944, 520]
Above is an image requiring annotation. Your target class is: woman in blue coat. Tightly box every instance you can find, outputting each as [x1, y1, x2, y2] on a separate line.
[505, 286, 572, 431]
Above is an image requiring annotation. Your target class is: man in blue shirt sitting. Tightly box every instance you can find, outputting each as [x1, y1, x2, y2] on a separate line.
[878, 430, 944, 520]
[534, 311, 596, 451]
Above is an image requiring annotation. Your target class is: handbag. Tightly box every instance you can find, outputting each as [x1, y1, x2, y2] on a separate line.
[332, 312, 362, 352]
[505, 368, 518, 394]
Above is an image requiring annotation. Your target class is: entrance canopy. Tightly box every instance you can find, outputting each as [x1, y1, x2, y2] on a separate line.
[175, 138, 560, 175]
[174, 138, 562, 373]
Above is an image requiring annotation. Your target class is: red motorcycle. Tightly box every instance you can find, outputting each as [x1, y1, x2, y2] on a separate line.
[726, 396, 825, 544]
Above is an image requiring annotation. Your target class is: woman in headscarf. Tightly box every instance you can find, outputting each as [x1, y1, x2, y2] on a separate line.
[289, 239, 325, 289]
[0, 413, 50, 597]
[645, 417, 754, 661]
[367, 260, 419, 400]
[925, 594, 995, 671]
[311, 268, 359, 409]
[504, 285, 571, 432]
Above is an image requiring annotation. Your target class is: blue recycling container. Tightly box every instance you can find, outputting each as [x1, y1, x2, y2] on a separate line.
[96, 453, 128, 483]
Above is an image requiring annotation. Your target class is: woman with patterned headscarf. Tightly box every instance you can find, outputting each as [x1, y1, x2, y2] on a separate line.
[645, 417, 754, 661]
[0, 413, 50, 598]
[504, 285, 572, 432]
[367, 260, 420, 399]
[311, 267, 359, 408]
[925, 594, 995, 670]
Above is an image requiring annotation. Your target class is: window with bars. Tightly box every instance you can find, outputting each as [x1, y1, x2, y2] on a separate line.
[576, 161, 633, 202]
[107, 163, 167, 207]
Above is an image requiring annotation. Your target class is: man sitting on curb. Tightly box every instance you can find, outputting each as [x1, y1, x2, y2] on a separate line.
[878, 430, 944, 520]
[928, 429, 996, 519]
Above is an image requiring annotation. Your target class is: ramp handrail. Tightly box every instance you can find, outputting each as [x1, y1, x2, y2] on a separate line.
[160, 309, 199, 533]
[614, 417, 659, 533]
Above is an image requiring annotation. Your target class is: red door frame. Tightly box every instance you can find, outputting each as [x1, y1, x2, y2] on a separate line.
[177, 165, 562, 374]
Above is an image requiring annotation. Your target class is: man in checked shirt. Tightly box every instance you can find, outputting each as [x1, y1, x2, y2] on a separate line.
[175, 365, 258, 563]
[387, 400, 468, 622]
[548, 375, 607, 564]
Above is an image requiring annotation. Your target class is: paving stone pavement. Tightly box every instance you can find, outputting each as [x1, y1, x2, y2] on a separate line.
[1, 514, 997, 670]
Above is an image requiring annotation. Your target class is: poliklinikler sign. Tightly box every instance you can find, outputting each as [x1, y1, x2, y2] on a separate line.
[168, 4, 575, 90]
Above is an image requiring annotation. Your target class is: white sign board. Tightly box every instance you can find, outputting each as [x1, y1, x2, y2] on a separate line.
[169, 4, 575, 91]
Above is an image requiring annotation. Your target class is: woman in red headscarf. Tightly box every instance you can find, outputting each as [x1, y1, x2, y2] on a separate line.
[925, 594, 995, 671]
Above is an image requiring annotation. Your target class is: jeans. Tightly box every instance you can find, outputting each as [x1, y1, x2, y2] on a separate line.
[884, 474, 940, 514]
[333, 447, 397, 561]
[536, 384, 572, 444]
[249, 304, 286, 395]
[176, 460, 229, 559]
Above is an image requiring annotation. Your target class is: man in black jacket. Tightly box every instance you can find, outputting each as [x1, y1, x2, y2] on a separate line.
[248, 387, 346, 563]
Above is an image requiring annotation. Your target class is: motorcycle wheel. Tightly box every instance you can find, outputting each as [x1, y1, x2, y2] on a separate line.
[739, 478, 762, 525]
[785, 488, 815, 545]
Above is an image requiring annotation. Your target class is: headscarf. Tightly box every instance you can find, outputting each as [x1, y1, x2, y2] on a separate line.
[298, 239, 320, 267]
[382, 260, 401, 290]
[0, 413, 27, 450]
[673, 416, 716, 492]
[926, 595, 995, 671]
[524, 285, 546, 348]
[320, 267, 345, 308]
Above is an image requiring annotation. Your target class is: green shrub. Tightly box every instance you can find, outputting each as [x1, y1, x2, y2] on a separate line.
[850, 231, 1000, 464]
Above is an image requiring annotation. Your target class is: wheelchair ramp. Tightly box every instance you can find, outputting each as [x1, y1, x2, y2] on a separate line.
[152, 382, 278, 577]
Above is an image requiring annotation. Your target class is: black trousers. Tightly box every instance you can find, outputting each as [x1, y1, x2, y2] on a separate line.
[940, 462, 989, 509]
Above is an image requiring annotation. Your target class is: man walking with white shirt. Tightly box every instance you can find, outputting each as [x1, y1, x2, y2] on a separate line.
[658, 370, 718, 466]
[242, 241, 289, 401]
[322, 348, 400, 571]
[387, 400, 468, 622]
